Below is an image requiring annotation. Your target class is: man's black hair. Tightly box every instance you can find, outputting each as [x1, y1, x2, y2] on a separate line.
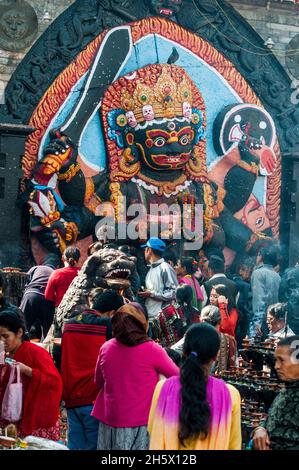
[206, 248, 225, 262]
[165, 347, 182, 367]
[259, 244, 280, 267]
[238, 256, 255, 270]
[90, 289, 124, 313]
[164, 250, 178, 266]
[208, 255, 225, 274]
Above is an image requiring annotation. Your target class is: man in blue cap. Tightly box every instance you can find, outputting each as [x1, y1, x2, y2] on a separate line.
[139, 237, 178, 334]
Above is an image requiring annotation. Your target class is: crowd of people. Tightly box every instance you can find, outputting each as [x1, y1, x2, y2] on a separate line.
[0, 237, 299, 450]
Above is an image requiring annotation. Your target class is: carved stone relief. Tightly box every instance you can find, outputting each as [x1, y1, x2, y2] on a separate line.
[0, 0, 38, 52]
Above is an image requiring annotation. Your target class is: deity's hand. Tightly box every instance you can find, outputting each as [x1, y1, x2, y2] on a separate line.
[31, 213, 78, 255]
[259, 148, 276, 175]
[245, 140, 276, 176]
[35, 129, 78, 182]
[50, 219, 79, 252]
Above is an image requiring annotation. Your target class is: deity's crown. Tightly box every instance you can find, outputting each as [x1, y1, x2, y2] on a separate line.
[102, 63, 207, 184]
[119, 64, 194, 124]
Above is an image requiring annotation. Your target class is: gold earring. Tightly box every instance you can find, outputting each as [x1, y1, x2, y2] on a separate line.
[118, 148, 140, 177]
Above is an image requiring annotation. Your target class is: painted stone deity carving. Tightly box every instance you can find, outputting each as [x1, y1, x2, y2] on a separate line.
[27, 63, 275, 259]
[23, 20, 279, 264]
[102, 63, 219, 246]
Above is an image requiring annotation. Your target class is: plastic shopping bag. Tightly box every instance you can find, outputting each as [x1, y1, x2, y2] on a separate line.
[1, 364, 23, 422]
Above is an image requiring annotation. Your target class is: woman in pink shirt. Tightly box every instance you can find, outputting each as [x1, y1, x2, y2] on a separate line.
[92, 303, 179, 450]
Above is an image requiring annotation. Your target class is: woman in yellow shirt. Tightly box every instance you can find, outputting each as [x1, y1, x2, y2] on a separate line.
[148, 323, 241, 450]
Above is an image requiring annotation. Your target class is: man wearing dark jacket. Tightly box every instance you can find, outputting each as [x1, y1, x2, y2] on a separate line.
[204, 255, 239, 304]
[61, 289, 124, 450]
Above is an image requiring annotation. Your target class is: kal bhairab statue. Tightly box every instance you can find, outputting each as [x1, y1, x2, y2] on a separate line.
[25, 27, 276, 260]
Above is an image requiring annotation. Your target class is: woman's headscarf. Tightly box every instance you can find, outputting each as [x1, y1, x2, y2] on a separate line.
[129, 302, 147, 317]
[112, 304, 151, 346]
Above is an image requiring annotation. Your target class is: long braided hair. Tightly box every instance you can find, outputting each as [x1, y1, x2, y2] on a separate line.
[179, 323, 220, 446]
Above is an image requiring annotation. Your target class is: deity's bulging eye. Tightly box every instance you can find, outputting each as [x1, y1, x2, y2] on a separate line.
[154, 137, 166, 147]
[180, 135, 190, 146]
[168, 122, 176, 131]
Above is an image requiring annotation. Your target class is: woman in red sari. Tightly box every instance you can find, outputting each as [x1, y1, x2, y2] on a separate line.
[0, 308, 62, 439]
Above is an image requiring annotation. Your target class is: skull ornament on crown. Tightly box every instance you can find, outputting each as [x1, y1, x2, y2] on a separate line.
[142, 104, 155, 121]
[126, 110, 138, 128]
[183, 101, 192, 121]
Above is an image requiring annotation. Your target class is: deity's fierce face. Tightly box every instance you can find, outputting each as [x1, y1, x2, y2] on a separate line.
[129, 120, 195, 171]
[103, 64, 206, 182]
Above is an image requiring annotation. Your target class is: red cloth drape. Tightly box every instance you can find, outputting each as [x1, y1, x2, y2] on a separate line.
[0, 342, 62, 436]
